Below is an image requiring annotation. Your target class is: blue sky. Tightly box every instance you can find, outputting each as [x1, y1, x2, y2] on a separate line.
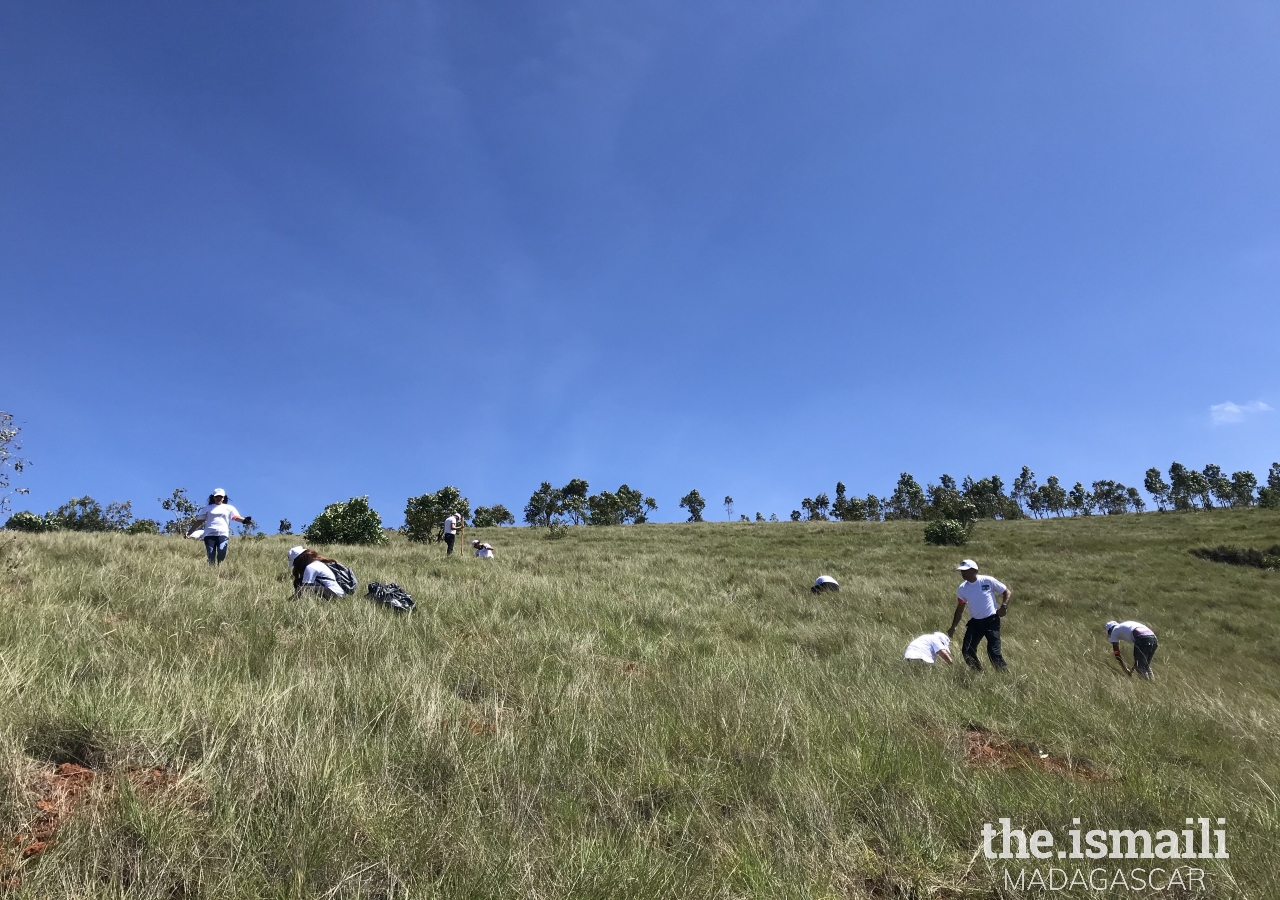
[3, 1, 1278, 527]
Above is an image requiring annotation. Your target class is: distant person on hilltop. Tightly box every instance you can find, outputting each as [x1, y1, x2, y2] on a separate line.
[811, 575, 839, 593]
[946, 559, 1011, 671]
[288, 546, 351, 599]
[473, 540, 495, 559]
[1106, 620, 1158, 681]
[904, 631, 952, 665]
[187, 488, 250, 566]
[443, 512, 465, 555]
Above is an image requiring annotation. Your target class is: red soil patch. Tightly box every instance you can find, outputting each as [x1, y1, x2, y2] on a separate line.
[963, 727, 1104, 781]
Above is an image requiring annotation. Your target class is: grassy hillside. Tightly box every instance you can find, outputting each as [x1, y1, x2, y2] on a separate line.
[0, 511, 1277, 898]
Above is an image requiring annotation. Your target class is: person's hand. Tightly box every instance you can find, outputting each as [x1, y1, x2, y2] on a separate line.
[997, 603, 1008, 618]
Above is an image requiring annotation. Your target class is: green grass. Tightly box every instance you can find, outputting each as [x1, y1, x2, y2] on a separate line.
[0, 511, 1277, 898]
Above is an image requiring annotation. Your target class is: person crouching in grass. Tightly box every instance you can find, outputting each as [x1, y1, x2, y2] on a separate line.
[1106, 620, 1158, 680]
[288, 546, 346, 599]
[946, 558, 1011, 671]
[904, 631, 952, 666]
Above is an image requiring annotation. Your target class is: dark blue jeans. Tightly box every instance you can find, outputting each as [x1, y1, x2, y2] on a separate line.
[962, 614, 1007, 671]
[204, 534, 229, 565]
[1133, 634, 1158, 679]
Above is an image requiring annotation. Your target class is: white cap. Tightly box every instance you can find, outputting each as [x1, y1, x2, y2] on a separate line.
[814, 575, 838, 586]
[956, 559, 978, 572]
[472, 540, 480, 546]
[288, 546, 305, 564]
[1105, 620, 1119, 635]
[212, 487, 227, 497]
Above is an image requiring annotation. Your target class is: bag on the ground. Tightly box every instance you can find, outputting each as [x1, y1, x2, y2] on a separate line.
[329, 562, 358, 595]
[367, 581, 415, 613]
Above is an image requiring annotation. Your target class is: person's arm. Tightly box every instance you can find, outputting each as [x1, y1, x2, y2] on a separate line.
[946, 599, 965, 638]
[1112, 640, 1133, 676]
[937, 647, 953, 665]
[996, 588, 1012, 617]
[186, 508, 207, 537]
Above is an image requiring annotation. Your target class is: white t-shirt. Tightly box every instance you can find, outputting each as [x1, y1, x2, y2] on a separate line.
[1108, 621, 1154, 643]
[301, 561, 343, 596]
[475, 544, 495, 558]
[904, 632, 950, 663]
[195, 503, 241, 537]
[444, 514, 461, 535]
[956, 574, 1008, 619]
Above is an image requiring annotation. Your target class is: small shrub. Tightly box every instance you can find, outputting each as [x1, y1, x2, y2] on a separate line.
[5, 510, 58, 532]
[1191, 545, 1280, 569]
[304, 496, 389, 545]
[924, 519, 970, 546]
[125, 518, 160, 535]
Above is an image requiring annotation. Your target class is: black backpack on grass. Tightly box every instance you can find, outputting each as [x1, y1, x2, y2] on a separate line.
[367, 581, 415, 613]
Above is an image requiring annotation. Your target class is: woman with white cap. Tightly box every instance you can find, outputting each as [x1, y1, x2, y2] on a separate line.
[1106, 620, 1158, 680]
[187, 488, 249, 565]
[288, 546, 347, 599]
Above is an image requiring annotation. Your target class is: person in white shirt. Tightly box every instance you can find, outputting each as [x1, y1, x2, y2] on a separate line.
[472, 540, 495, 559]
[288, 546, 346, 599]
[1106, 620, 1158, 680]
[442, 512, 464, 556]
[187, 488, 249, 565]
[811, 575, 839, 593]
[946, 559, 1011, 671]
[904, 632, 952, 665]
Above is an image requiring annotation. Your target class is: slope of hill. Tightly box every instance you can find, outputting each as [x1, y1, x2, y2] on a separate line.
[0, 512, 1277, 898]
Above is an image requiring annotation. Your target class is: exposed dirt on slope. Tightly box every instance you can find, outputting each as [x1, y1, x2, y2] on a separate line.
[962, 726, 1105, 781]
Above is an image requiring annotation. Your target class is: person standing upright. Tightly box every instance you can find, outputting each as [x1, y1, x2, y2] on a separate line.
[442, 511, 464, 555]
[188, 488, 249, 566]
[946, 559, 1011, 671]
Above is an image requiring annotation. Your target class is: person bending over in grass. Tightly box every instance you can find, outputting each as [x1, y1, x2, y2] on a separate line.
[187, 488, 251, 566]
[946, 559, 1011, 671]
[904, 631, 952, 665]
[472, 540, 496, 559]
[811, 575, 839, 593]
[288, 546, 347, 599]
[1106, 620, 1158, 681]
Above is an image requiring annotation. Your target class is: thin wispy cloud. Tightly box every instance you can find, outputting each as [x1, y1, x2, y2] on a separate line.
[1210, 400, 1272, 425]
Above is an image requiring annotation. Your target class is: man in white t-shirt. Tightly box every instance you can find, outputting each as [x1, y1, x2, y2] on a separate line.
[946, 558, 1011, 671]
[1106, 620, 1158, 680]
[904, 632, 952, 665]
[442, 512, 464, 556]
[472, 540, 495, 559]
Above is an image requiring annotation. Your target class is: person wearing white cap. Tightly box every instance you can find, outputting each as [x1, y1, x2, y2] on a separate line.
[811, 575, 839, 593]
[187, 489, 249, 565]
[442, 511, 465, 556]
[1106, 620, 1158, 680]
[945, 558, 1011, 671]
[288, 546, 346, 599]
[472, 540, 495, 559]
[904, 631, 952, 665]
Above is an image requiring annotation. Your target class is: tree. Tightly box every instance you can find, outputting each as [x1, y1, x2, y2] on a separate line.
[864, 495, 883, 521]
[963, 475, 1019, 519]
[1066, 482, 1092, 516]
[278, 519, 293, 535]
[160, 488, 201, 535]
[925, 475, 977, 525]
[885, 473, 926, 520]
[739, 514, 749, 522]
[679, 489, 707, 523]
[403, 486, 471, 543]
[1168, 463, 1195, 510]
[1090, 480, 1131, 515]
[304, 496, 389, 545]
[524, 482, 563, 528]
[1041, 476, 1067, 516]
[789, 510, 801, 521]
[800, 493, 830, 521]
[1260, 463, 1280, 508]
[1027, 486, 1046, 518]
[55, 497, 110, 531]
[1011, 467, 1038, 516]
[125, 518, 160, 535]
[755, 512, 764, 522]
[1229, 471, 1257, 508]
[1144, 468, 1170, 512]
[559, 479, 590, 525]
[1204, 464, 1233, 508]
[723, 495, 734, 520]
[5, 511, 58, 532]
[0, 412, 29, 518]
[586, 485, 656, 525]
[832, 481, 867, 521]
[473, 504, 516, 527]
[1185, 469, 1212, 510]
[1126, 486, 1146, 514]
[769, 513, 778, 522]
